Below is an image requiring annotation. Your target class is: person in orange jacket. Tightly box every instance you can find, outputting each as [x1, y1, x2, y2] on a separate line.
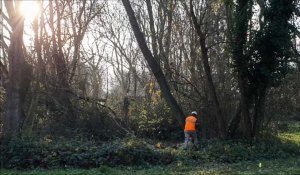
[183, 111, 198, 148]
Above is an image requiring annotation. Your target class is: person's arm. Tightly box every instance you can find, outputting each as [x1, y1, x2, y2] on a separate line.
[195, 118, 199, 126]
[195, 118, 200, 131]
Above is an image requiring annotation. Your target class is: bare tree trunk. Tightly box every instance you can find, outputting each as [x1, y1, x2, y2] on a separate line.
[145, 0, 158, 60]
[49, 0, 75, 125]
[188, 0, 227, 138]
[227, 103, 241, 138]
[68, 0, 101, 82]
[122, 0, 185, 126]
[3, 0, 28, 137]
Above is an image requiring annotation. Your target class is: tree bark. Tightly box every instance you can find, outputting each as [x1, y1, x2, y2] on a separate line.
[49, 0, 76, 125]
[3, 0, 28, 137]
[122, 0, 185, 126]
[251, 87, 267, 140]
[188, 0, 227, 138]
[232, 0, 252, 140]
[145, 0, 158, 60]
[227, 103, 241, 138]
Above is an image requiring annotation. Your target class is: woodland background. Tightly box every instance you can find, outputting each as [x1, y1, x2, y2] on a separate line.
[0, 0, 299, 173]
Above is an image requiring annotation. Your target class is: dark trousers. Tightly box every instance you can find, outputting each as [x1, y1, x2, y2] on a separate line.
[184, 131, 198, 148]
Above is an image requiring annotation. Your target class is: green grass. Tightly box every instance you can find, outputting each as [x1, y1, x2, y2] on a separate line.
[1, 123, 300, 175]
[279, 132, 300, 145]
[1, 157, 300, 175]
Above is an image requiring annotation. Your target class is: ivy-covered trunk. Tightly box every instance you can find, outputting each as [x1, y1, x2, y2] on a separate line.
[231, 0, 253, 141]
[231, 0, 297, 142]
[251, 87, 267, 140]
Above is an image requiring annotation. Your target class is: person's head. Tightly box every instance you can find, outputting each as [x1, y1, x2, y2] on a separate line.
[191, 111, 198, 116]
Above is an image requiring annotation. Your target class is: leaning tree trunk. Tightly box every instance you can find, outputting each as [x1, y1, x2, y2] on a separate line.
[122, 0, 185, 126]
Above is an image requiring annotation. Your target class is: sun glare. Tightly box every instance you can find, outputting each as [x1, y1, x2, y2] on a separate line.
[19, 1, 40, 21]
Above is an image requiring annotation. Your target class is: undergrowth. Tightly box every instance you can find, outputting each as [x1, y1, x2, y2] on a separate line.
[1, 129, 299, 170]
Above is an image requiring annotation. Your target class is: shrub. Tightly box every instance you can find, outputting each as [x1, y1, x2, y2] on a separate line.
[172, 136, 300, 164]
[0, 136, 173, 169]
[0, 137, 49, 169]
[96, 138, 173, 166]
[130, 100, 181, 140]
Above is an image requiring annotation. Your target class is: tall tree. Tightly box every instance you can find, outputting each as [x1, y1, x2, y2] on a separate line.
[231, 0, 253, 140]
[121, 0, 185, 126]
[3, 0, 31, 137]
[231, 0, 298, 141]
[30, 0, 104, 128]
[183, 0, 227, 138]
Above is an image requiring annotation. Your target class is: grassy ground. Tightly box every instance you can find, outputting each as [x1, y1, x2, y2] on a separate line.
[1, 157, 299, 175]
[1, 123, 300, 175]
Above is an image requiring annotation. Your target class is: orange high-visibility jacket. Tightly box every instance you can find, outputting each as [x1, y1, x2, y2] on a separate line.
[184, 115, 197, 132]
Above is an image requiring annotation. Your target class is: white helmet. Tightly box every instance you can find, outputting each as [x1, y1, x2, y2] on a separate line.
[191, 111, 198, 116]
